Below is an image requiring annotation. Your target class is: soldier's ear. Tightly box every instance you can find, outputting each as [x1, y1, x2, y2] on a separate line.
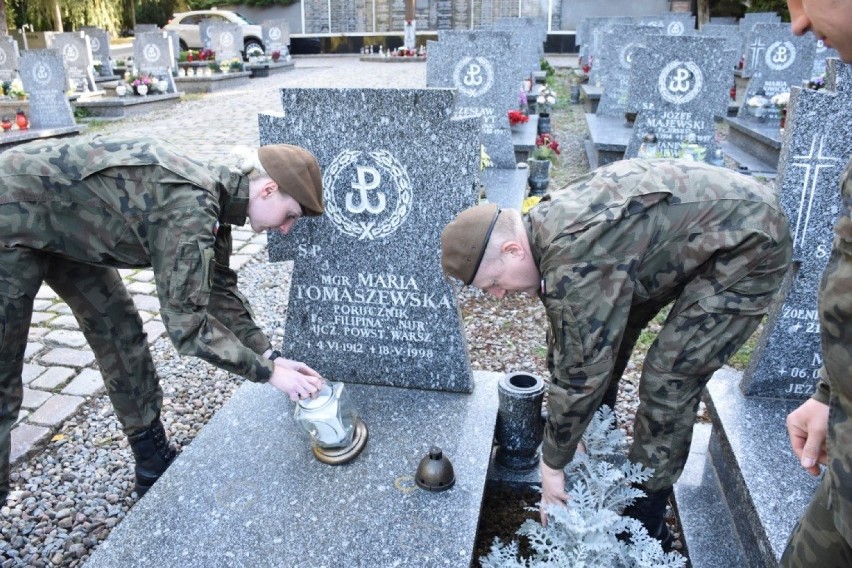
[261, 179, 278, 198]
[501, 240, 524, 258]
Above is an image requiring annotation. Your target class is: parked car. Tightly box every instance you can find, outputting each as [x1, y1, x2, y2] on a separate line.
[165, 9, 264, 57]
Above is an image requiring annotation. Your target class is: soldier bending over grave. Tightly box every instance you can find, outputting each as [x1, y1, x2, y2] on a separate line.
[441, 158, 792, 548]
[0, 135, 326, 502]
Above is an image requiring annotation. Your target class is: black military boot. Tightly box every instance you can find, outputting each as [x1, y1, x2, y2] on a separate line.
[623, 486, 675, 551]
[127, 418, 178, 496]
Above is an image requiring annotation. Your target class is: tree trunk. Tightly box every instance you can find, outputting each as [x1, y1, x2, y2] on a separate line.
[50, 0, 64, 32]
[126, 0, 136, 31]
[0, 2, 7, 36]
[697, 0, 711, 26]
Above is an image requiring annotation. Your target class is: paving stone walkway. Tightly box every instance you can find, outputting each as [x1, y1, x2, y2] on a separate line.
[10, 53, 575, 471]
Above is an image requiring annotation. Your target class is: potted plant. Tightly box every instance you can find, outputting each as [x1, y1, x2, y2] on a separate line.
[568, 71, 582, 104]
[271, 50, 281, 63]
[527, 134, 560, 196]
[771, 91, 790, 129]
[536, 86, 557, 134]
[246, 46, 264, 64]
[508, 109, 529, 132]
[8, 78, 26, 100]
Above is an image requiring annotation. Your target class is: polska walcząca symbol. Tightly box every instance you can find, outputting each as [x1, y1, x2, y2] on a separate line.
[323, 150, 413, 241]
[32, 61, 52, 86]
[658, 60, 703, 105]
[221, 32, 235, 48]
[619, 43, 637, 70]
[453, 57, 494, 98]
[144, 44, 161, 63]
[269, 27, 282, 41]
[765, 41, 797, 72]
[63, 44, 80, 62]
[90, 37, 101, 53]
[667, 21, 685, 36]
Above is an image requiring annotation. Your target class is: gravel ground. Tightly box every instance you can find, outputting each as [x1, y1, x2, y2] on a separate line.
[0, 68, 699, 566]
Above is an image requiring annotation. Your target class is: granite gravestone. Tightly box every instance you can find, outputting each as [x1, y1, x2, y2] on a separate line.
[81, 27, 114, 77]
[208, 23, 244, 62]
[595, 25, 645, 118]
[700, 23, 743, 70]
[426, 30, 519, 168]
[199, 21, 216, 51]
[625, 35, 733, 159]
[812, 39, 840, 80]
[18, 50, 77, 128]
[262, 88, 479, 393]
[742, 82, 852, 398]
[51, 31, 97, 92]
[134, 32, 178, 93]
[0, 35, 19, 83]
[491, 17, 546, 78]
[826, 57, 852, 91]
[585, 17, 633, 86]
[737, 23, 816, 117]
[262, 19, 290, 57]
[637, 13, 695, 36]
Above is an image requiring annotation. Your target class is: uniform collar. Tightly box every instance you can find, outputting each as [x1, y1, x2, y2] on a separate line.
[220, 172, 250, 226]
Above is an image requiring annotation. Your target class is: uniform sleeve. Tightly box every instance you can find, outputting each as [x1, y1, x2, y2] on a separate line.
[540, 238, 636, 470]
[149, 204, 275, 383]
[208, 223, 272, 356]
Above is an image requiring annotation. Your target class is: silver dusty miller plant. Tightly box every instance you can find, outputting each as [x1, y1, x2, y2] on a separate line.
[480, 407, 686, 568]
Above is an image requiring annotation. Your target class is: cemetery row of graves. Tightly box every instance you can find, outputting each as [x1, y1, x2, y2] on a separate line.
[0, 19, 296, 149]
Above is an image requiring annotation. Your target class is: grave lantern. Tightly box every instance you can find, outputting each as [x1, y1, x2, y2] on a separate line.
[293, 382, 368, 464]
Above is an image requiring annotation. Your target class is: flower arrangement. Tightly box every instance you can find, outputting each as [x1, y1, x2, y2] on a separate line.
[532, 133, 560, 164]
[746, 93, 769, 108]
[246, 46, 264, 59]
[271, 50, 282, 62]
[220, 58, 244, 72]
[518, 89, 528, 110]
[1, 78, 26, 99]
[771, 92, 790, 108]
[480, 145, 493, 171]
[807, 76, 825, 90]
[508, 109, 529, 127]
[536, 86, 557, 114]
[126, 73, 154, 95]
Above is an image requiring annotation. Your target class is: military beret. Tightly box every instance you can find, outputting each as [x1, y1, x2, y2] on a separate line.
[441, 203, 501, 285]
[257, 144, 324, 216]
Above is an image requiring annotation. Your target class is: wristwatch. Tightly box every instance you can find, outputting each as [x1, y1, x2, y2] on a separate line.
[268, 350, 283, 361]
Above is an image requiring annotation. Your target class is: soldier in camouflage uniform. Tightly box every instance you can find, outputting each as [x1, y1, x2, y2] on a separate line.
[441, 158, 792, 546]
[0, 134, 326, 502]
[781, 1, 852, 565]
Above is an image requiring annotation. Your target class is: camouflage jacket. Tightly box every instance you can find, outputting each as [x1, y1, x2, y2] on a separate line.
[811, 157, 852, 542]
[526, 158, 790, 469]
[0, 135, 275, 382]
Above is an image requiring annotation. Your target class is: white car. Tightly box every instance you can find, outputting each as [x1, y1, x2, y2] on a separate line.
[165, 9, 264, 56]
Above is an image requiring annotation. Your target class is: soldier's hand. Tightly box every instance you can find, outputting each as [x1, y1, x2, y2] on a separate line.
[786, 398, 829, 476]
[268, 358, 324, 401]
[539, 461, 569, 526]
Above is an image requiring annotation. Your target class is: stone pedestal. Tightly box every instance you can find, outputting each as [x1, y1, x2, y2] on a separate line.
[480, 166, 529, 210]
[511, 115, 538, 164]
[85, 372, 500, 567]
[174, 71, 251, 94]
[581, 84, 601, 113]
[674, 367, 819, 568]
[583, 113, 630, 169]
[721, 116, 783, 176]
[72, 92, 182, 120]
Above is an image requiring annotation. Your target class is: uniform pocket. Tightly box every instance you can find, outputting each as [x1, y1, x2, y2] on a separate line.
[169, 241, 214, 308]
[546, 304, 585, 371]
[699, 292, 775, 316]
[0, 282, 28, 362]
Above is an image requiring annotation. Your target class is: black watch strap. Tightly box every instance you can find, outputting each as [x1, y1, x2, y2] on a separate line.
[268, 350, 283, 361]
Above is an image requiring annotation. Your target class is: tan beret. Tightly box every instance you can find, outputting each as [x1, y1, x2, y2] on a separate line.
[440, 203, 501, 285]
[257, 144, 324, 216]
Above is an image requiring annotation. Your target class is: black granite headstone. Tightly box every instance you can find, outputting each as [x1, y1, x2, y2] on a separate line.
[0, 35, 20, 83]
[742, 81, 852, 398]
[260, 88, 479, 393]
[426, 30, 519, 168]
[18, 50, 76, 129]
[625, 35, 733, 159]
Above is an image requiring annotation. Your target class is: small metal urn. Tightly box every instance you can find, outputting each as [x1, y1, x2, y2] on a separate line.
[415, 446, 455, 492]
[495, 372, 546, 470]
[293, 382, 368, 465]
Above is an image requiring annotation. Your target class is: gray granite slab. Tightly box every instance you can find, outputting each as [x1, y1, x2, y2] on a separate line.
[700, 23, 743, 72]
[722, 115, 782, 172]
[742, 84, 852, 399]
[134, 31, 178, 93]
[80, 27, 114, 77]
[625, 35, 732, 158]
[209, 22, 244, 62]
[584, 113, 630, 168]
[262, 19, 291, 57]
[85, 372, 501, 568]
[673, 423, 748, 568]
[18, 50, 78, 129]
[50, 31, 97, 93]
[812, 39, 840, 79]
[261, 88, 479, 393]
[480, 166, 528, 211]
[579, 16, 634, 74]
[595, 25, 645, 118]
[492, 17, 547, 77]
[636, 13, 696, 36]
[0, 34, 20, 82]
[705, 367, 819, 566]
[427, 30, 521, 169]
[826, 57, 852, 91]
[738, 23, 816, 114]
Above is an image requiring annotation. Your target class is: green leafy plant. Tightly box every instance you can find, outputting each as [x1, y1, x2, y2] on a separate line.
[531, 133, 560, 164]
[481, 408, 686, 568]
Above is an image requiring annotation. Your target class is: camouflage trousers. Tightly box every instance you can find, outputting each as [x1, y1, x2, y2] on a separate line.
[780, 474, 852, 567]
[0, 247, 162, 497]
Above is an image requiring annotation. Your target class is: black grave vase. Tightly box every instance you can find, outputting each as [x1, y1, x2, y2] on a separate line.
[537, 112, 551, 135]
[527, 158, 551, 197]
[495, 372, 546, 470]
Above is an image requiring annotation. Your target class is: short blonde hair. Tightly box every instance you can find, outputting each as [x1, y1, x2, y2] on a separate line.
[481, 209, 524, 267]
[228, 145, 269, 181]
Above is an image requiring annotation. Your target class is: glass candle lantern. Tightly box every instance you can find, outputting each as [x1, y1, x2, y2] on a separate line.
[293, 382, 368, 464]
